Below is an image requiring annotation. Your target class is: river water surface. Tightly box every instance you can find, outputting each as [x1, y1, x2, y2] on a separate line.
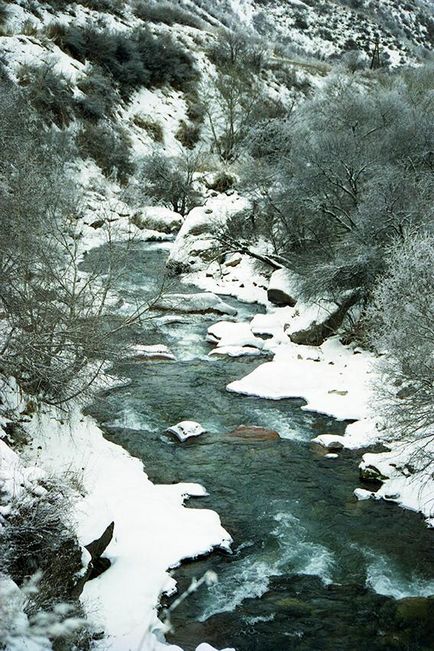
[84, 241, 434, 651]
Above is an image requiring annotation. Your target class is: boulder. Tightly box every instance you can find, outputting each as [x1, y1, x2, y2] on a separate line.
[267, 269, 297, 307]
[228, 425, 280, 441]
[312, 434, 345, 450]
[359, 464, 388, 482]
[134, 207, 183, 234]
[290, 292, 360, 346]
[354, 488, 374, 501]
[167, 421, 207, 442]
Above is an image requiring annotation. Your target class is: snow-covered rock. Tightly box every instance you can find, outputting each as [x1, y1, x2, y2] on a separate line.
[313, 435, 344, 450]
[227, 336, 375, 421]
[354, 488, 375, 501]
[167, 421, 207, 442]
[167, 194, 249, 274]
[129, 344, 175, 361]
[135, 206, 183, 234]
[207, 321, 263, 349]
[154, 293, 237, 316]
[267, 268, 297, 307]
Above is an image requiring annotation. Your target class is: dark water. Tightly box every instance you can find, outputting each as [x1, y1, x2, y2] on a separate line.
[84, 241, 434, 651]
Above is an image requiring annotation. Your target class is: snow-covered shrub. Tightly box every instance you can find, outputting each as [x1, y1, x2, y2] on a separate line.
[50, 24, 198, 98]
[0, 575, 87, 651]
[76, 64, 119, 121]
[77, 121, 135, 184]
[0, 87, 134, 403]
[17, 63, 76, 127]
[77, 0, 124, 13]
[138, 151, 202, 215]
[134, 0, 205, 29]
[0, 2, 9, 28]
[366, 234, 434, 445]
[0, 479, 83, 608]
[241, 66, 434, 309]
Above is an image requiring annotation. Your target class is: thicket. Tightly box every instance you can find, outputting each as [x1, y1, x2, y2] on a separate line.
[17, 63, 76, 127]
[237, 65, 433, 305]
[133, 0, 205, 29]
[49, 23, 198, 98]
[366, 234, 434, 446]
[137, 151, 202, 216]
[77, 121, 135, 184]
[220, 62, 434, 445]
[0, 84, 135, 404]
[0, 477, 89, 650]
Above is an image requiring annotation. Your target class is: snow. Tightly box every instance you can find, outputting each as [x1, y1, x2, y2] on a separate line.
[228, 336, 374, 421]
[166, 421, 207, 442]
[129, 344, 176, 361]
[167, 193, 250, 275]
[313, 418, 382, 451]
[154, 293, 237, 316]
[207, 321, 265, 357]
[360, 439, 434, 527]
[267, 268, 298, 306]
[354, 488, 374, 501]
[9, 404, 232, 650]
[123, 87, 189, 158]
[136, 207, 184, 234]
[207, 321, 263, 350]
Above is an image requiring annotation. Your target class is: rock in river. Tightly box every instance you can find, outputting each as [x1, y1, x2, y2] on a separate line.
[167, 421, 207, 442]
[228, 425, 280, 441]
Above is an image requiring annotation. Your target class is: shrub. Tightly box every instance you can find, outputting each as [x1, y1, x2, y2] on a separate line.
[138, 151, 202, 215]
[78, 0, 124, 13]
[76, 65, 119, 121]
[77, 121, 135, 184]
[17, 63, 76, 127]
[185, 88, 206, 123]
[0, 3, 8, 27]
[205, 171, 235, 193]
[175, 119, 201, 148]
[133, 114, 164, 142]
[0, 480, 88, 648]
[50, 23, 198, 98]
[133, 0, 204, 29]
[366, 234, 434, 445]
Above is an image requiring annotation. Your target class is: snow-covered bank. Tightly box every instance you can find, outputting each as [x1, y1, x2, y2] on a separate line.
[177, 233, 434, 527]
[0, 380, 232, 651]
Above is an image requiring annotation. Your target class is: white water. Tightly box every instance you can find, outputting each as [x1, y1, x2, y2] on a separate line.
[199, 510, 335, 621]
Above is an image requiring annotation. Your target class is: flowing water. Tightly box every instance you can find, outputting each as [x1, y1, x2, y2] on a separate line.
[84, 241, 434, 651]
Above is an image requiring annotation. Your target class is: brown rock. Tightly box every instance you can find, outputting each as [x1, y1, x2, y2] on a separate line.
[228, 425, 280, 441]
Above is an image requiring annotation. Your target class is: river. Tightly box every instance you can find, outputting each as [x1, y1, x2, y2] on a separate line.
[83, 240, 434, 651]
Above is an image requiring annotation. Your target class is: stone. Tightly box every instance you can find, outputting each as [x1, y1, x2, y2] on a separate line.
[359, 464, 387, 482]
[354, 488, 374, 501]
[167, 421, 207, 442]
[224, 253, 242, 268]
[85, 521, 114, 561]
[312, 434, 345, 450]
[267, 269, 297, 307]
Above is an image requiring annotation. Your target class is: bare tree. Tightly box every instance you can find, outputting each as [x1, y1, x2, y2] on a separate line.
[137, 150, 202, 216]
[366, 234, 434, 450]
